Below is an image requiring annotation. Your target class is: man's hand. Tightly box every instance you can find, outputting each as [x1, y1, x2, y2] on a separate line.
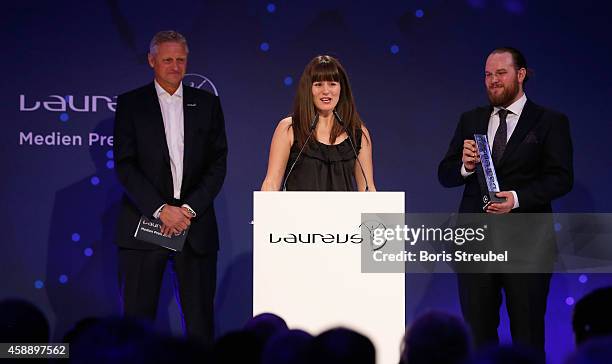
[486, 191, 514, 214]
[160, 206, 192, 236]
[462, 140, 480, 172]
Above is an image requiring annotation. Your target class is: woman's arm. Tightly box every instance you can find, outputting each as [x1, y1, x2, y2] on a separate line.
[261, 117, 294, 191]
[355, 126, 376, 191]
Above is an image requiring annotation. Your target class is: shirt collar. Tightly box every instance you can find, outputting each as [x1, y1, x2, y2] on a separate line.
[154, 80, 183, 98]
[493, 92, 527, 116]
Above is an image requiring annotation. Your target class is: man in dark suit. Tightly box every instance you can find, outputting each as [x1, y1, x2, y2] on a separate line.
[438, 47, 573, 350]
[113, 30, 227, 345]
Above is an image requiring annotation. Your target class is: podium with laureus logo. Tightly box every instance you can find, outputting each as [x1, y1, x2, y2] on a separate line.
[253, 191, 405, 364]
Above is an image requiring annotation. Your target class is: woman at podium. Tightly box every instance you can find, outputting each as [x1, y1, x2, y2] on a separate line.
[261, 55, 376, 191]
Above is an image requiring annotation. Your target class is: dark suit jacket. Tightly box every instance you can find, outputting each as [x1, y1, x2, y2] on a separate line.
[438, 99, 573, 214]
[113, 83, 227, 254]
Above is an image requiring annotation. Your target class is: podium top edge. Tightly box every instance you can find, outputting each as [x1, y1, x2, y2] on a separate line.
[253, 191, 406, 195]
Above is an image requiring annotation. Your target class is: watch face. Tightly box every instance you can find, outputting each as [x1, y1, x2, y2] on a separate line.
[185, 206, 196, 217]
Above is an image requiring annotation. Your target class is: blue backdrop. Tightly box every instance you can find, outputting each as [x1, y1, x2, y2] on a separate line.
[3, 1, 612, 362]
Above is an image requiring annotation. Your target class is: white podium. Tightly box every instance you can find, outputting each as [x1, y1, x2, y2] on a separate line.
[253, 191, 405, 364]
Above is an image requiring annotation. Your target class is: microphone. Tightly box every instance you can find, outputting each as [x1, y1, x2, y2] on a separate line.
[333, 110, 369, 192]
[282, 113, 319, 191]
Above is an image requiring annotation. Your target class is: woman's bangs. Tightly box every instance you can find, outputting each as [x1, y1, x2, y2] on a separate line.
[310, 61, 340, 83]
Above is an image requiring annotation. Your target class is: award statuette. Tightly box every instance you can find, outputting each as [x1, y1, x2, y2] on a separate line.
[474, 134, 506, 209]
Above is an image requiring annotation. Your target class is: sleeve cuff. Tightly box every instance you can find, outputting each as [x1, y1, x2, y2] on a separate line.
[511, 191, 520, 209]
[460, 164, 475, 178]
[182, 204, 197, 218]
[153, 204, 166, 219]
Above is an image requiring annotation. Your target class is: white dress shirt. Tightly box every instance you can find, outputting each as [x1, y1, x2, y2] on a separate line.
[461, 93, 528, 209]
[155, 81, 185, 200]
[153, 81, 196, 218]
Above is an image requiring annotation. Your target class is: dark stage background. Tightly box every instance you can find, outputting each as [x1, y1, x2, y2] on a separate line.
[3, 1, 611, 362]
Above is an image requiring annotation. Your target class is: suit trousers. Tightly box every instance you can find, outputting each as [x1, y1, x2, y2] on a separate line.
[457, 273, 551, 351]
[118, 242, 217, 346]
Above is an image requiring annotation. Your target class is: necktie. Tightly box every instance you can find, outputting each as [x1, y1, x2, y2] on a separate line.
[492, 109, 509, 165]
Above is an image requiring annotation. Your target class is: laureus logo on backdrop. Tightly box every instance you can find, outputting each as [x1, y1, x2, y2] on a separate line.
[18, 73, 218, 113]
[183, 73, 219, 96]
[17, 73, 219, 147]
[19, 95, 117, 113]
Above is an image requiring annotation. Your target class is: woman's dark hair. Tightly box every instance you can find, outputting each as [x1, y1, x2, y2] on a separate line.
[291, 55, 364, 147]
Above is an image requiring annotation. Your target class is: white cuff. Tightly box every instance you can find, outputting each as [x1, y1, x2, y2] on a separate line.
[182, 204, 197, 218]
[153, 204, 166, 219]
[460, 164, 475, 178]
[511, 191, 520, 209]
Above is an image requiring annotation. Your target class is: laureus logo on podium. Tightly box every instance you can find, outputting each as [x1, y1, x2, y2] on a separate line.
[360, 220, 388, 251]
[183, 73, 218, 96]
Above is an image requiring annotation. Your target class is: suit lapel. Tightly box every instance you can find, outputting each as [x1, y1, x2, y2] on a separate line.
[182, 85, 197, 187]
[497, 99, 540, 167]
[147, 83, 171, 166]
[475, 106, 492, 137]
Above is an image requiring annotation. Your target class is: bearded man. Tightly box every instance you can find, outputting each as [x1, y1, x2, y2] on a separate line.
[438, 47, 573, 352]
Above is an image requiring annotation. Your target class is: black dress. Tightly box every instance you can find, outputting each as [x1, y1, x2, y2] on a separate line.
[284, 129, 362, 191]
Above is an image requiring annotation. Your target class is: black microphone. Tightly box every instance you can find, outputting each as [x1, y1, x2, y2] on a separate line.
[282, 113, 319, 191]
[333, 110, 369, 192]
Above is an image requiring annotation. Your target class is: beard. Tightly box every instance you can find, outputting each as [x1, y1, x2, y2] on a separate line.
[487, 78, 520, 107]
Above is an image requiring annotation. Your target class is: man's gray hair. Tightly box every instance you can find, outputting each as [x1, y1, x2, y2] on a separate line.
[149, 30, 189, 55]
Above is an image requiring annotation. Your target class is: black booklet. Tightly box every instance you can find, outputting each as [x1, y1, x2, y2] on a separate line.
[133, 216, 188, 251]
